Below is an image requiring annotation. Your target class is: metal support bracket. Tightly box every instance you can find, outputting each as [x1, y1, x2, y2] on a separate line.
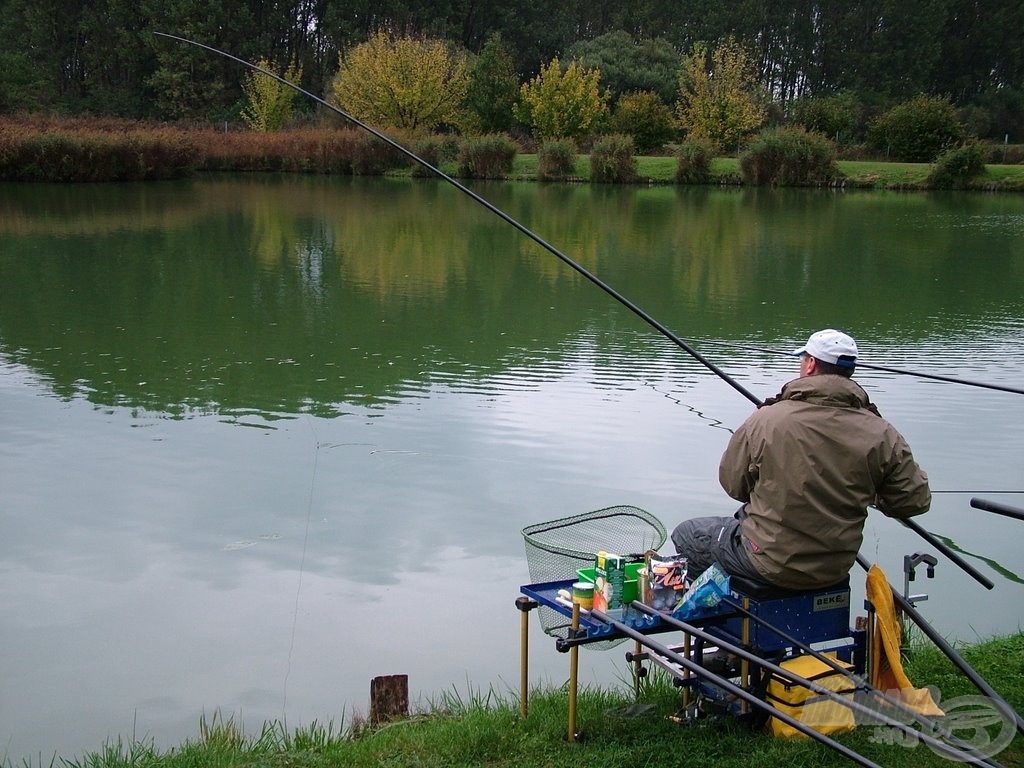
[903, 552, 938, 607]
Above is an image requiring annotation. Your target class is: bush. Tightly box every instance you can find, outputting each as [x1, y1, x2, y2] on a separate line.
[867, 96, 966, 162]
[537, 139, 577, 181]
[981, 142, 1024, 165]
[456, 133, 518, 178]
[674, 138, 714, 184]
[590, 134, 636, 183]
[608, 91, 677, 154]
[791, 91, 864, 145]
[926, 141, 987, 188]
[957, 87, 1024, 142]
[739, 126, 838, 186]
[409, 134, 459, 178]
[197, 128, 404, 174]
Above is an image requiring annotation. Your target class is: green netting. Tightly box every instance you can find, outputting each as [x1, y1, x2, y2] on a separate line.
[522, 505, 667, 642]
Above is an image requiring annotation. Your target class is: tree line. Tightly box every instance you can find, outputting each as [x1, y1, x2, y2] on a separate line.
[0, 0, 1021, 142]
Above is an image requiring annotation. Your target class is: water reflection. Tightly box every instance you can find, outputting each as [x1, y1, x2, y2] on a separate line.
[2, 178, 1023, 421]
[1, 177, 1023, 762]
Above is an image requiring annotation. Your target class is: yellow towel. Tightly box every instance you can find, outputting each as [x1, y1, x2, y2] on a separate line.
[866, 564, 944, 717]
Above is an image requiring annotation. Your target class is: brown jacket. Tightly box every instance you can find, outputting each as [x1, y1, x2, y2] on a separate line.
[720, 374, 930, 590]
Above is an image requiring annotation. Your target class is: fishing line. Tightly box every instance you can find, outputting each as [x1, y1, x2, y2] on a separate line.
[690, 338, 1024, 396]
[153, 32, 760, 408]
[641, 380, 733, 434]
[933, 489, 1024, 494]
[282, 416, 321, 715]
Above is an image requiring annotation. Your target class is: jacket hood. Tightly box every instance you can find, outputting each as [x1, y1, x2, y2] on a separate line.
[778, 374, 877, 412]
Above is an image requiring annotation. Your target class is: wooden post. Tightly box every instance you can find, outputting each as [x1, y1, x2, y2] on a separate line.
[370, 674, 409, 724]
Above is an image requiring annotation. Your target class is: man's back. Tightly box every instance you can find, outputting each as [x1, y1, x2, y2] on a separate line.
[720, 374, 931, 589]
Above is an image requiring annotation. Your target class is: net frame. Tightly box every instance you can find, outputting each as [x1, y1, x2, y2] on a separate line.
[522, 505, 667, 643]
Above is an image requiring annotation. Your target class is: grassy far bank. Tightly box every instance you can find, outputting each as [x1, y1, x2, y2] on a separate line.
[501, 154, 1024, 191]
[3, 117, 1024, 190]
[11, 632, 1021, 768]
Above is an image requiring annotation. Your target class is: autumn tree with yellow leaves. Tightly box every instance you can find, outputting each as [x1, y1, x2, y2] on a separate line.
[515, 57, 609, 143]
[331, 32, 469, 133]
[241, 59, 302, 132]
[676, 38, 766, 154]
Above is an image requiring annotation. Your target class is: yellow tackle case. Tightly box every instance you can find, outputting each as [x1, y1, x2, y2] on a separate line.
[766, 653, 857, 738]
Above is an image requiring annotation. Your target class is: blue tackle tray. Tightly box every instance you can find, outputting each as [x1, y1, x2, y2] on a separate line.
[519, 579, 663, 638]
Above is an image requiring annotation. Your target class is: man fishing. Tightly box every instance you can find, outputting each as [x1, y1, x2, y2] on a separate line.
[672, 328, 931, 591]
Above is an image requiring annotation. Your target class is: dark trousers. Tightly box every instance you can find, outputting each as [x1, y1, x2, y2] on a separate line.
[670, 512, 770, 585]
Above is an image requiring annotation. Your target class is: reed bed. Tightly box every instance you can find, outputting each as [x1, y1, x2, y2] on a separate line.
[0, 116, 198, 182]
[2, 116, 1022, 188]
[0, 118, 417, 181]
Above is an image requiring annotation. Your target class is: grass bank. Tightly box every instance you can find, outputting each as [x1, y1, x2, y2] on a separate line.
[3, 117, 1024, 190]
[506, 154, 1024, 191]
[13, 631, 1022, 768]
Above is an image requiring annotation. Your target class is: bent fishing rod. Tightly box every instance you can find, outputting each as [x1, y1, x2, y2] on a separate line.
[153, 32, 760, 408]
[690, 339, 1024, 397]
[158, 34, 992, 591]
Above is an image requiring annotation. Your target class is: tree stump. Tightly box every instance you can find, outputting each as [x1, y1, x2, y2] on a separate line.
[370, 674, 409, 724]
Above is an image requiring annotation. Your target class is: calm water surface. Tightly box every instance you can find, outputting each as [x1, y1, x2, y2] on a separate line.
[1, 176, 1023, 761]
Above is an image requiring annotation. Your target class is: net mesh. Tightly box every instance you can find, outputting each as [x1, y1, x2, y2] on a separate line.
[522, 505, 667, 643]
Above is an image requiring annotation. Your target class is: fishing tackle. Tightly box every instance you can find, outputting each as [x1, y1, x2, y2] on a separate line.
[971, 497, 1024, 521]
[168, 34, 1024, 753]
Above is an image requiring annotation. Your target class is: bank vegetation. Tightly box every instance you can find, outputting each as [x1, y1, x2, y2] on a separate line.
[2, 116, 1024, 191]
[9, 631, 1022, 768]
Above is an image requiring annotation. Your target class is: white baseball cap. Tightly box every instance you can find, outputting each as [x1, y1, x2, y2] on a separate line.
[793, 328, 858, 368]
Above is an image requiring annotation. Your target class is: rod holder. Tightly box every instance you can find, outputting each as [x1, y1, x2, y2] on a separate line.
[903, 552, 938, 606]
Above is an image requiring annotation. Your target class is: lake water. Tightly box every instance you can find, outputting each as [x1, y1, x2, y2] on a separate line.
[1, 176, 1023, 762]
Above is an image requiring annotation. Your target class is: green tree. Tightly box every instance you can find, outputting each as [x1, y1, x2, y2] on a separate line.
[608, 91, 677, 153]
[791, 91, 864, 144]
[676, 38, 766, 154]
[567, 31, 683, 105]
[144, 0, 251, 119]
[0, 0, 89, 112]
[331, 32, 470, 133]
[815, 0, 948, 100]
[241, 59, 302, 132]
[515, 57, 609, 142]
[463, 32, 519, 134]
[867, 95, 966, 162]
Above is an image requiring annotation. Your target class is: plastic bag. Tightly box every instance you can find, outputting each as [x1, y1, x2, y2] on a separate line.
[673, 563, 730, 619]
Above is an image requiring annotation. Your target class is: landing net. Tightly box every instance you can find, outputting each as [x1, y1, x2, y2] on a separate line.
[522, 505, 666, 642]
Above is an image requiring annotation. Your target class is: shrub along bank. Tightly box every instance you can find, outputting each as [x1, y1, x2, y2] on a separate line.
[2, 117, 1023, 190]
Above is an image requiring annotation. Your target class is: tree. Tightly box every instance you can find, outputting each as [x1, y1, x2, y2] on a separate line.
[676, 38, 766, 154]
[330, 32, 469, 133]
[867, 96, 966, 162]
[463, 32, 519, 134]
[567, 31, 682, 105]
[241, 59, 302, 132]
[144, 0, 252, 120]
[608, 91, 677, 153]
[515, 57, 609, 142]
[791, 91, 864, 144]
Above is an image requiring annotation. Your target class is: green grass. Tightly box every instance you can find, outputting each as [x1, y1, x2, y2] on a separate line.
[14, 632, 1021, 768]
[501, 154, 1024, 190]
